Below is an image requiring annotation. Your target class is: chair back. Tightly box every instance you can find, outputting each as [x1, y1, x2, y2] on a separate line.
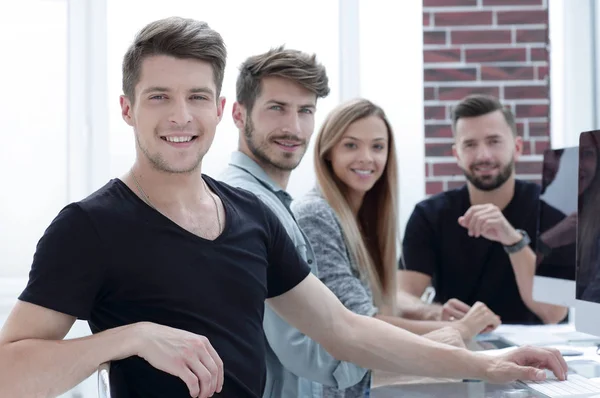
[98, 362, 111, 398]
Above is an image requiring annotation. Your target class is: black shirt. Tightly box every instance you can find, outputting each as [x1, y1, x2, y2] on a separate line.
[19, 176, 311, 398]
[401, 180, 562, 325]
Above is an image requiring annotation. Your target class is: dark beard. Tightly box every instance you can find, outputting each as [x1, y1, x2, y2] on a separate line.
[243, 116, 303, 171]
[463, 160, 514, 191]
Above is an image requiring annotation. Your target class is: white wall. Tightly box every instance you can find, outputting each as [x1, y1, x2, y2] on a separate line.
[549, 0, 596, 148]
[0, 0, 69, 277]
[358, 0, 425, 236]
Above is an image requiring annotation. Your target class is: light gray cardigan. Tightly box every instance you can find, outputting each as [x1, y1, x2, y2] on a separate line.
[292, 188, 376, 398]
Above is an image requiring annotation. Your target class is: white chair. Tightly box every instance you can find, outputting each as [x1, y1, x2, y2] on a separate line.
[98, 362, 111, 398]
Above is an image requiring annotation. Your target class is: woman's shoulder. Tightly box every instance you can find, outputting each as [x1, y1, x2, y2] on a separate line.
[292, 188, 335, 216]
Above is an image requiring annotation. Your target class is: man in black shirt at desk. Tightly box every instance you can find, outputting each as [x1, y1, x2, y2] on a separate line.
[0, 20, 568, 398]
[398, 94, 568, 326]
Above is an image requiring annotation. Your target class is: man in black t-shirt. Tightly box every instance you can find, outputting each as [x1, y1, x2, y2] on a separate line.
[398, 94, 568, 326]
[0, 19, 569, 398]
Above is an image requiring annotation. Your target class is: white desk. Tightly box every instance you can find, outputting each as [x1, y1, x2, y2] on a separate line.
[491, 324, 599, 347]
[371, 324, 600, 397]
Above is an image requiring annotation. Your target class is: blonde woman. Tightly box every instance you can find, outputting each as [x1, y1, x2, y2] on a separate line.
[292, 99, 501, 397]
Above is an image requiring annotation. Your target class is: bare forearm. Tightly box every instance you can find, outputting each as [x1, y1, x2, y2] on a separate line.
[396, 290, 442, 321]
[0, 324, 139, 397]
[333, 313, 488, 380]
[376, 314, 449, 335]
[509, 248, 568, 324]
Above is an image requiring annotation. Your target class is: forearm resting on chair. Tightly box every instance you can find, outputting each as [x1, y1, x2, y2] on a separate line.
[0, 324, 137, 397]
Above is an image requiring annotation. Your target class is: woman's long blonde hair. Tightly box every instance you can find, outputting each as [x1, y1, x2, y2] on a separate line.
[314, 98, 399, 312]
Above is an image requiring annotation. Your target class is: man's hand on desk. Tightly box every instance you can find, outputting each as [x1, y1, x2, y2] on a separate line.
[440, 298, 471, 321]
[483, 346, 568, 383]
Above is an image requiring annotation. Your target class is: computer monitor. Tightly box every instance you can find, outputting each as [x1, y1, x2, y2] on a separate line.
[575, 130, 600, 336]
[532, 146, 578, 307]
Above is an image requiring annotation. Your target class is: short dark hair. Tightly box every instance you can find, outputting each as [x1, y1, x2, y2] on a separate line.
[122, 17, 227, 103]
[236, 46, 330, 111]
[451, 94, 517, 137]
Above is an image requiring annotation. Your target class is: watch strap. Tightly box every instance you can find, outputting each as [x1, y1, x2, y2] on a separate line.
[503, 229, 531, 254]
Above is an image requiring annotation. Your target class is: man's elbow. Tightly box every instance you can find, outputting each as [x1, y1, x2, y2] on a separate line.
[529, 300, 569, 324]
[0, 345, 26, 397]
[277, 344, 366, 389]
[540, 306, 569, 324]
[321, 310, 362, 363]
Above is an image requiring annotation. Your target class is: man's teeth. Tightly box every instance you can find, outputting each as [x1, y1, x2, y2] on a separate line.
[353, 169, 373, 175]
[164, 136, 193, 143]
[276, 141, 297, 147]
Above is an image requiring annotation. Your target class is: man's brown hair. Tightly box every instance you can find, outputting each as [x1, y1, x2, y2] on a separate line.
[236, 46, 330, 111]
[122, 17, 227, 102]
[451, 94, 517, 137]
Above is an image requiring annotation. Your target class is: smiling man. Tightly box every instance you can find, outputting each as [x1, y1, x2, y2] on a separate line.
[220, 47, 368, 398]
[397, 94, 568, 326]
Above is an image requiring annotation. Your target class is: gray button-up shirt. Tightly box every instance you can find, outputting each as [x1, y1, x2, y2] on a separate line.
[220, 151, 367, 398]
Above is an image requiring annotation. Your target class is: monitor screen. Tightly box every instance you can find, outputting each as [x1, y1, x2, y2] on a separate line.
[535, 147, 578, 281]
[577, 130, 600, 302]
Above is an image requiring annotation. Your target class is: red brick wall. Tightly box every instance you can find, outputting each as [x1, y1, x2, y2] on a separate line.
[423, 0, 549, 195]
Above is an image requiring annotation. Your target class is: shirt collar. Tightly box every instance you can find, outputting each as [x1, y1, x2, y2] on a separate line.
[228, 151, 288, 196]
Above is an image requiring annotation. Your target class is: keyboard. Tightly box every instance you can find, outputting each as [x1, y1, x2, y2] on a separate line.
[522, 374, 600, 397]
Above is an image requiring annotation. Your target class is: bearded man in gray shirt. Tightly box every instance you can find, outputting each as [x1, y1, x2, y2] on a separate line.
[220, 46, 368, 398]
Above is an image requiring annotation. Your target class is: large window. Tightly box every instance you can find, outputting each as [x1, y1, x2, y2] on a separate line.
[106, 0, 340, 198]
[0, 0, 68, 278]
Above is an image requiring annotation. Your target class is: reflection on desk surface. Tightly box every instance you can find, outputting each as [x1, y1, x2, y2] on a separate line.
[370, 381, 542, 397]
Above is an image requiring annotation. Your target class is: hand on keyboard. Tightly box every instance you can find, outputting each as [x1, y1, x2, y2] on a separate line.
[484, 346, 568, 384]
[523, 373, 600, 397]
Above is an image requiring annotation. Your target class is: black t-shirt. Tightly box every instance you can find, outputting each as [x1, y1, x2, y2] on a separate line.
[401, 180, 563, 325]
[18, 176, 311, 398]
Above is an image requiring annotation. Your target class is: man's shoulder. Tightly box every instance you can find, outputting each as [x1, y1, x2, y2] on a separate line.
[506, 179, 542, 220]
[219, 166, 272, 197]
[291, 190, 334, 219]
[206, 174, 265, 207]
[43, 180, 127, 238]
[217, 170, 288, 217]
[75, 179, 128, 217]
[515, 179, 541, 199]
[220, 164, 256, 187]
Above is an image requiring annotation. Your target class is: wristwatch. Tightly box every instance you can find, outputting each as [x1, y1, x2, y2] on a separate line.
[503, 229, 531, 254]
